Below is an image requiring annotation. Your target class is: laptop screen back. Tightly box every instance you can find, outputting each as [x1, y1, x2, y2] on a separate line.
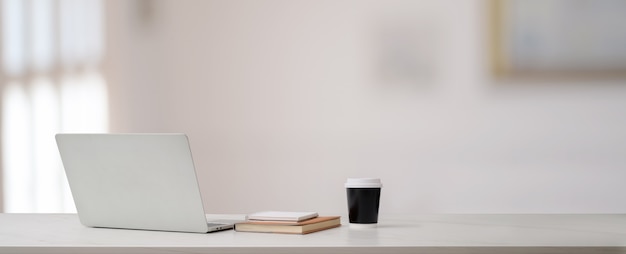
[56, 133, 210, 233]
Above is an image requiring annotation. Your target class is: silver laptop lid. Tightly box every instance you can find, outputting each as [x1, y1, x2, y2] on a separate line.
[56, 133, 210, 233]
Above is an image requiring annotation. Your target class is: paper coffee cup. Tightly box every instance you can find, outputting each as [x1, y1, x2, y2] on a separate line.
[345, 178, 382, 228]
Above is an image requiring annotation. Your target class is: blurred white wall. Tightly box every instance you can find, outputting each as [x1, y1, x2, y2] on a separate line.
[104, 0, 626, 214]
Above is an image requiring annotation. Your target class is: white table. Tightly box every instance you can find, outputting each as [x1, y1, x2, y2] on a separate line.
[1, 214, 625, 253]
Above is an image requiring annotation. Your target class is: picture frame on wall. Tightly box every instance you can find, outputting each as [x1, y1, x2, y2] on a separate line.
[490, 0, 626, 79]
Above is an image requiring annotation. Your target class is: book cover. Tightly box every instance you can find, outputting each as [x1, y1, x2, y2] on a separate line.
[235, 216, 341, 234]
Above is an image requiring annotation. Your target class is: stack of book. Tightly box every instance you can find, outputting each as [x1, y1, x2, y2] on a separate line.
[235, 211, 341, 234]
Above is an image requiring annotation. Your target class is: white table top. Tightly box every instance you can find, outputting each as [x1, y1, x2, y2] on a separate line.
[1, 213, 625, 254]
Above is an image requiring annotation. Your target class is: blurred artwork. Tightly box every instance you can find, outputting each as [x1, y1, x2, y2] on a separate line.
[490, 0, 626, 79]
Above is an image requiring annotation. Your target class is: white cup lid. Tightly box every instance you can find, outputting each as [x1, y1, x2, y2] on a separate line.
[345, 178, 382, 188]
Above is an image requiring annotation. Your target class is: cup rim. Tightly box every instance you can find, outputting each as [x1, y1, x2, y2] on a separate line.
[345, 178, 382, 188]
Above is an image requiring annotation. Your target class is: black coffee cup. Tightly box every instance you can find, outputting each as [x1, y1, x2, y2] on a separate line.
[345, 178, 382, 228]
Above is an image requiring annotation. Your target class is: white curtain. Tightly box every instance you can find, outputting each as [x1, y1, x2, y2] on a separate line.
[1, 0, 108, 213]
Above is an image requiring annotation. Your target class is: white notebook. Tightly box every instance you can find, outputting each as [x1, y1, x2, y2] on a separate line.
[246, 211, 318, 222]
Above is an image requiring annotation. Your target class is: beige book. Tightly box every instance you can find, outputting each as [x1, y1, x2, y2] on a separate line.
[235, 216, 341, 234]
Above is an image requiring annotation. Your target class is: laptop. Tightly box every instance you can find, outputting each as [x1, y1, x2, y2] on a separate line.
[55, 133, 238, 233]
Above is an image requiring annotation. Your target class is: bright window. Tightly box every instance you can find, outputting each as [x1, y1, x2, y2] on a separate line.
[1, 0, 107, 213]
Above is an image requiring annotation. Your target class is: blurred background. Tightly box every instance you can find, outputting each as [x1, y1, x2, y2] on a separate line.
[1, 0, 626, 214]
